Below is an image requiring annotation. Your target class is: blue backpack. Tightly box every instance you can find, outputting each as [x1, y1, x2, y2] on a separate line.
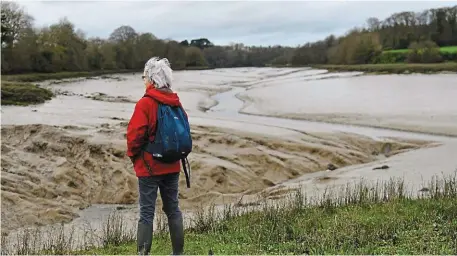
[142, 96, 192, 188]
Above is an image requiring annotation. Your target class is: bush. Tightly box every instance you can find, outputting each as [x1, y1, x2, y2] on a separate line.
[372, 52, 408, 64]
[407, 41, 443, 63]
[441, 52, 457, 62]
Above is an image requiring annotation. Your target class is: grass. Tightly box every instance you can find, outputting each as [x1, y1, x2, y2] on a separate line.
[1, 81, 54, 106]
[2, 172, 456, 255]
[312, 62, 457, 74]
[384, 46, 457, 54]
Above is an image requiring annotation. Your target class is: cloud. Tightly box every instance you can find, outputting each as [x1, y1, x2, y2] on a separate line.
[16, 0, 457, 46]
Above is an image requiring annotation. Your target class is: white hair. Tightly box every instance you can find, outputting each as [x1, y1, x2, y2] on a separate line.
[144, 57, 173, 89]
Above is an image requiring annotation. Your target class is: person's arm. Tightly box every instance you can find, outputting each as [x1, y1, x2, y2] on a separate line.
[126, 99, 149, 162]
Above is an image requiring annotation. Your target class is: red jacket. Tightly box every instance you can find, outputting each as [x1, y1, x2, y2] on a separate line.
[126, 86, 187, 177]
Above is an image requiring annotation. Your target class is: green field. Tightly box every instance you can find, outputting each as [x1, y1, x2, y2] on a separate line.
[384, 46, 457, 54]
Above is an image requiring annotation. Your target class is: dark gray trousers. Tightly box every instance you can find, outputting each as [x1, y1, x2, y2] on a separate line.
[137, 172, 184, 255]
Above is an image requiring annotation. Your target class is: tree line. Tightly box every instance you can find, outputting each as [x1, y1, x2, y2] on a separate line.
[291, 5, 457, 65]
[1, 1, 456, 75]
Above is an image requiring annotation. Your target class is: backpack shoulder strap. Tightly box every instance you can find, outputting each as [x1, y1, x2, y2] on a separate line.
[141, 94, 160, 137]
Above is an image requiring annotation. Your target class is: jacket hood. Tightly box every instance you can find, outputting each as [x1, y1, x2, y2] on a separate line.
[144, 87, 181, 106]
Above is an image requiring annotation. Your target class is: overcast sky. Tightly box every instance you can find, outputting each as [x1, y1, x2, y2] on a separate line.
[16, 0, 457, 46]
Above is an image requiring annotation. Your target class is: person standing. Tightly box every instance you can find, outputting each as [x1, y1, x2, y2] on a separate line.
[127, 57, 190, 255]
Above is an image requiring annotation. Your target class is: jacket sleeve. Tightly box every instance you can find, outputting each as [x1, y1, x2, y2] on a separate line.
[126, 98, 150, 158]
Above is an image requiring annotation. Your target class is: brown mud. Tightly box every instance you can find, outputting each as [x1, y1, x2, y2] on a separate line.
[0, 122, 425, 235]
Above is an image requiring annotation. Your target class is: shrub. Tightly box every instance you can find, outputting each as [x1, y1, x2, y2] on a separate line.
[407, 41, 443, 63]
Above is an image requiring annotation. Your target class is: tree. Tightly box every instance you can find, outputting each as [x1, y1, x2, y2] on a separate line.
[2, 1, 456, 74]
[190, 38, 214, 49]
[179, 40, 189, 46]
[0, 1, 33, 48]
[185, 46, 207, 67]
[109, 25, 138, 43]
[366, 17, 381, 32]
[164, 41, 186, 69]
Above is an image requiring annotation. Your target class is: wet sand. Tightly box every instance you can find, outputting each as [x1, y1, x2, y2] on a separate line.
[2, 67, 457, 250]
[2, 122, 424, 235]
[238, 74, 457, 137]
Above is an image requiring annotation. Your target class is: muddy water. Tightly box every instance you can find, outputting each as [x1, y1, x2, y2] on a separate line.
[2, 67, 457, 252]
[240, 73, 457, 137]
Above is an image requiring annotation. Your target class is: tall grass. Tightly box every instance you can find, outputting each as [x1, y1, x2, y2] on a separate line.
[1, 172, 456, 255]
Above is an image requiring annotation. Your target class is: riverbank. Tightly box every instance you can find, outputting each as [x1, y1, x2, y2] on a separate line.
[1, 69, 138, 83]
[1, 81, 54, 106]
[0, 66, 212, 106]
[4, 174, 455, 255]
[1, 66, 212, 83]
[1, 70, 136, 106]
[311, 62, 457, 74]
[90, 181, 457, 255]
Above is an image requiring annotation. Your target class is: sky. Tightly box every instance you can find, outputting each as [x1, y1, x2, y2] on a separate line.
[15, 0, 457, 47]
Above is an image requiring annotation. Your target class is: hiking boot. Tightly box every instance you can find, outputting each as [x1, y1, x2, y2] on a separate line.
[168, 213, 184, 255]
[137, 222, 153, 255]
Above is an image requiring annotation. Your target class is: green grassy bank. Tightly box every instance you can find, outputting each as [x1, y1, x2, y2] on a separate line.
[1, 81, 54, 106]
[5, 174, 454, 255]
[81, 176, 457, 255]
[312, 62, 457, 74]
[88, 197, 457, 255]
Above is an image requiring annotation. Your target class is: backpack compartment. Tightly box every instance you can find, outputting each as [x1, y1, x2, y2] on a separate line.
[144, 104, 192, 163]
